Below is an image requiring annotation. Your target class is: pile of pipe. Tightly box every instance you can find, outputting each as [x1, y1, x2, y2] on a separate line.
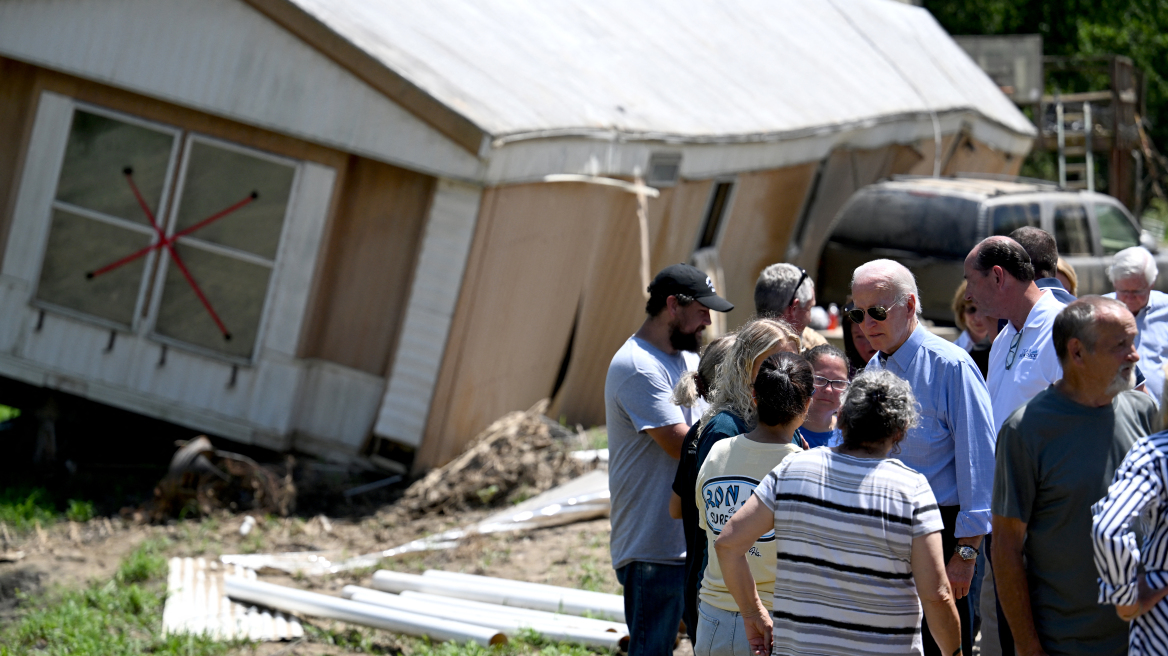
[225, 569, 627, 649]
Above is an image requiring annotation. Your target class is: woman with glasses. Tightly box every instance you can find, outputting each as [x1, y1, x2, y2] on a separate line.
[799, 344, 849, 448]
[693, 352, 814, 656]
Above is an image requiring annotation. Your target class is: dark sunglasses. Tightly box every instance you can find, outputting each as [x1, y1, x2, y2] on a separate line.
[846, 301, 902, 324]
[788, 268, 809, 307]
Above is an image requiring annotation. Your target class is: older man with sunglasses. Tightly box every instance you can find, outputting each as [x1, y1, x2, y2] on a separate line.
[851, 259, 995, 656]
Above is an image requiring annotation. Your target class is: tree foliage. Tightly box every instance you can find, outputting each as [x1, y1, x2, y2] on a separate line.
[924, 0, 1168, 148]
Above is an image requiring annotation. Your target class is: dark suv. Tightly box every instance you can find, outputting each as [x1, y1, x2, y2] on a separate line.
[817, 176, 1165, 324]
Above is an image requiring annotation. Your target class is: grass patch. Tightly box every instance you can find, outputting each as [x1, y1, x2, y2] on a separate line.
[581, 428, 607, 451]
[66, 499, 95, 523]
[0, 487, 57, 531]
[0, 537, 237, 656]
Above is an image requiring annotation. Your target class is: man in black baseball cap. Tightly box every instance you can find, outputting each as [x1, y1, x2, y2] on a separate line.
[604, 263, 733, 656]
[644, 263, 734, 352]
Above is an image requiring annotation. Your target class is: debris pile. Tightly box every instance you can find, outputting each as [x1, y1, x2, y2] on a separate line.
[393, 400, 590, 517]
[151, 437, 296, 521]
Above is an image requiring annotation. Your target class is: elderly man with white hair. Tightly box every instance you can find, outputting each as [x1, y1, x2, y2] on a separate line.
[1105, 246, 1168, 405]
[850, 259, 996, 656]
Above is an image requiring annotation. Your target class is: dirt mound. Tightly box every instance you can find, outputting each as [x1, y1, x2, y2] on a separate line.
[391, 400, 591, 517]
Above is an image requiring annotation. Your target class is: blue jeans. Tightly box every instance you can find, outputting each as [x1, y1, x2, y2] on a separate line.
[616, 562, 685, 656]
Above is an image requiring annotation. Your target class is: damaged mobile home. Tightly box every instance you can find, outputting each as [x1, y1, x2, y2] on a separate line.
[0, 0, 1035, 470]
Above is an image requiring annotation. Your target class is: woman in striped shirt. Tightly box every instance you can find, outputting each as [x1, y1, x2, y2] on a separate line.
[715, 369, 961, 655]
[1092, 430, 1168, 655]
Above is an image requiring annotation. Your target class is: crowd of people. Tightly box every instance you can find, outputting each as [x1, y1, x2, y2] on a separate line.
[604, 237, 1168, 656]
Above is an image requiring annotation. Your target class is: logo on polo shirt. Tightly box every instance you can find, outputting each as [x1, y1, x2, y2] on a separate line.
[702, 475, 775, 542]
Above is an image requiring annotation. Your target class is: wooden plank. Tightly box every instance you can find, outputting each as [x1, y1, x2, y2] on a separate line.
[0, 57, 38, 269]
[298, 158, 433, 373]
[415, 182, 627, 468]
[943, 136, 1015, 178]
[716, 163, 819, 329]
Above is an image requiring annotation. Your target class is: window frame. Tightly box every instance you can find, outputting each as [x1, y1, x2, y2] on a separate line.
[31, 101, 302, 366]
[693, 177, 737, 252]
[31, 102, 184, 333]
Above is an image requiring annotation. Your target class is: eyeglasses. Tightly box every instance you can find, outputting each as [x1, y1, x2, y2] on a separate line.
[788, 268, 810, 308]
[814, 376, 849, 392]
[846, 299, 904, 324]
[1004, 328, 1024, 370]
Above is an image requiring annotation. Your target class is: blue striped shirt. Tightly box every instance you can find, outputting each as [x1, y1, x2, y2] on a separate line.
[868, 325, 996, 537]
[1092, 430, 1168, 655]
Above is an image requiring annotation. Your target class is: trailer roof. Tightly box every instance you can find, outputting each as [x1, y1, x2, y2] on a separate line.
[286, 0, 1037, 144]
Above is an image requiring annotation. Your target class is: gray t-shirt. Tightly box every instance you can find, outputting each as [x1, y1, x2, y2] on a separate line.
[994, 386, 1157, 655]
[605, 335, 703, 570]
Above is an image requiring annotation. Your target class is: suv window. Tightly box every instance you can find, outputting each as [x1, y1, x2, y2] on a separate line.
[1096, 203, 1140, 255]
[991, 203, 1041, 236]
[831, 189, 980, 258]
[1054, 204, 1092, 255]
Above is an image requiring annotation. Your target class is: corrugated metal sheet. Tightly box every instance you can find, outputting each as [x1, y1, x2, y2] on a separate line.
[288, 0, 1035, 143]
[162, 557, 304, 641]
[373, 179, 482, 447]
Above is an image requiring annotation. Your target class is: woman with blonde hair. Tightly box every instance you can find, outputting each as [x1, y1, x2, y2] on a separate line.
[695, 317, 801, 466]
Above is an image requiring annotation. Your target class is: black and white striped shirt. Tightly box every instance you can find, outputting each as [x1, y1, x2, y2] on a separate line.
[1092, 430, 1168, 656]
[755, 448, 943, 655]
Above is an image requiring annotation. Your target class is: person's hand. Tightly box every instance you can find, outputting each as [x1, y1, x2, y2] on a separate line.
[740, 609, 773, 656]
[946, 554, 976, 599]
[1116, 576, 1168, 621]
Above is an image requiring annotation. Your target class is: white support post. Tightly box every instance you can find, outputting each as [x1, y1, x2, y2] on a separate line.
[372, 179, 482, 447]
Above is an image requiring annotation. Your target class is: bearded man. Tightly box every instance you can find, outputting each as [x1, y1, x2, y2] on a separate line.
[993, 296, 1157, 656]
[605, 263, 733, 656]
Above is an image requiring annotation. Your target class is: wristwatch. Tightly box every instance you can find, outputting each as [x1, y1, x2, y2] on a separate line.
[955, 545, 979, 561]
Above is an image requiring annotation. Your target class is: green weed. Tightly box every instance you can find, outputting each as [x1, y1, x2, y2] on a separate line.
[65, 499, 95, 523]
[116, 538, 170, 585]
[0, 487, 57, 531]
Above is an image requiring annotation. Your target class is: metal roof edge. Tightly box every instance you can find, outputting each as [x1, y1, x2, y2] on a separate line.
[240, 0, 489, 156]
[487, 107, 1035, 154]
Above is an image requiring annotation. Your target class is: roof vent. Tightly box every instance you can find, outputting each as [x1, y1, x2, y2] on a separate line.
[647, 152, 682, 188]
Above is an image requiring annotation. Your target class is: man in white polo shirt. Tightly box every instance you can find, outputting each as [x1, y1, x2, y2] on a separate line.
[964, 235, 1067, 436]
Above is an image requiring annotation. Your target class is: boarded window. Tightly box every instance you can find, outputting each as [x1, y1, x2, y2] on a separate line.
[36, 109, 177, 327]
[35, 107, 298, 362]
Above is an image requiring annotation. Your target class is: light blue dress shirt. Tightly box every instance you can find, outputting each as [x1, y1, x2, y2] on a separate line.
[868, 324, 996, 537]
[1105, 290, 1168, 406]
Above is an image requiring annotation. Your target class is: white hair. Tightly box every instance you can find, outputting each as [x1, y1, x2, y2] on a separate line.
[1108, 246, 1158, 286]
[851, 259, 923, 317]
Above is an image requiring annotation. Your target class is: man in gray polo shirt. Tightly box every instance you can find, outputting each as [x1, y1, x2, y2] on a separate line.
[606, 263, 733, 656]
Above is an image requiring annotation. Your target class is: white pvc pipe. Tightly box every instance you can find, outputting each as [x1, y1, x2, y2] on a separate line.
[371, 570, 623, 621]
[342, 587, 626, 651]
[399, 590, 627, 634]
[224, 576, 506, 646]
[422, 570, 621, 608]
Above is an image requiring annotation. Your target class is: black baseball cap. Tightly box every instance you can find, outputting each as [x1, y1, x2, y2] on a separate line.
[649, 263, 734, 312]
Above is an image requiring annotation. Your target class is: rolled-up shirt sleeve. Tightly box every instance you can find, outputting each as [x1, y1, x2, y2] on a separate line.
[1092, 439, 1163, 606]
[948, 360, 996, 538]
